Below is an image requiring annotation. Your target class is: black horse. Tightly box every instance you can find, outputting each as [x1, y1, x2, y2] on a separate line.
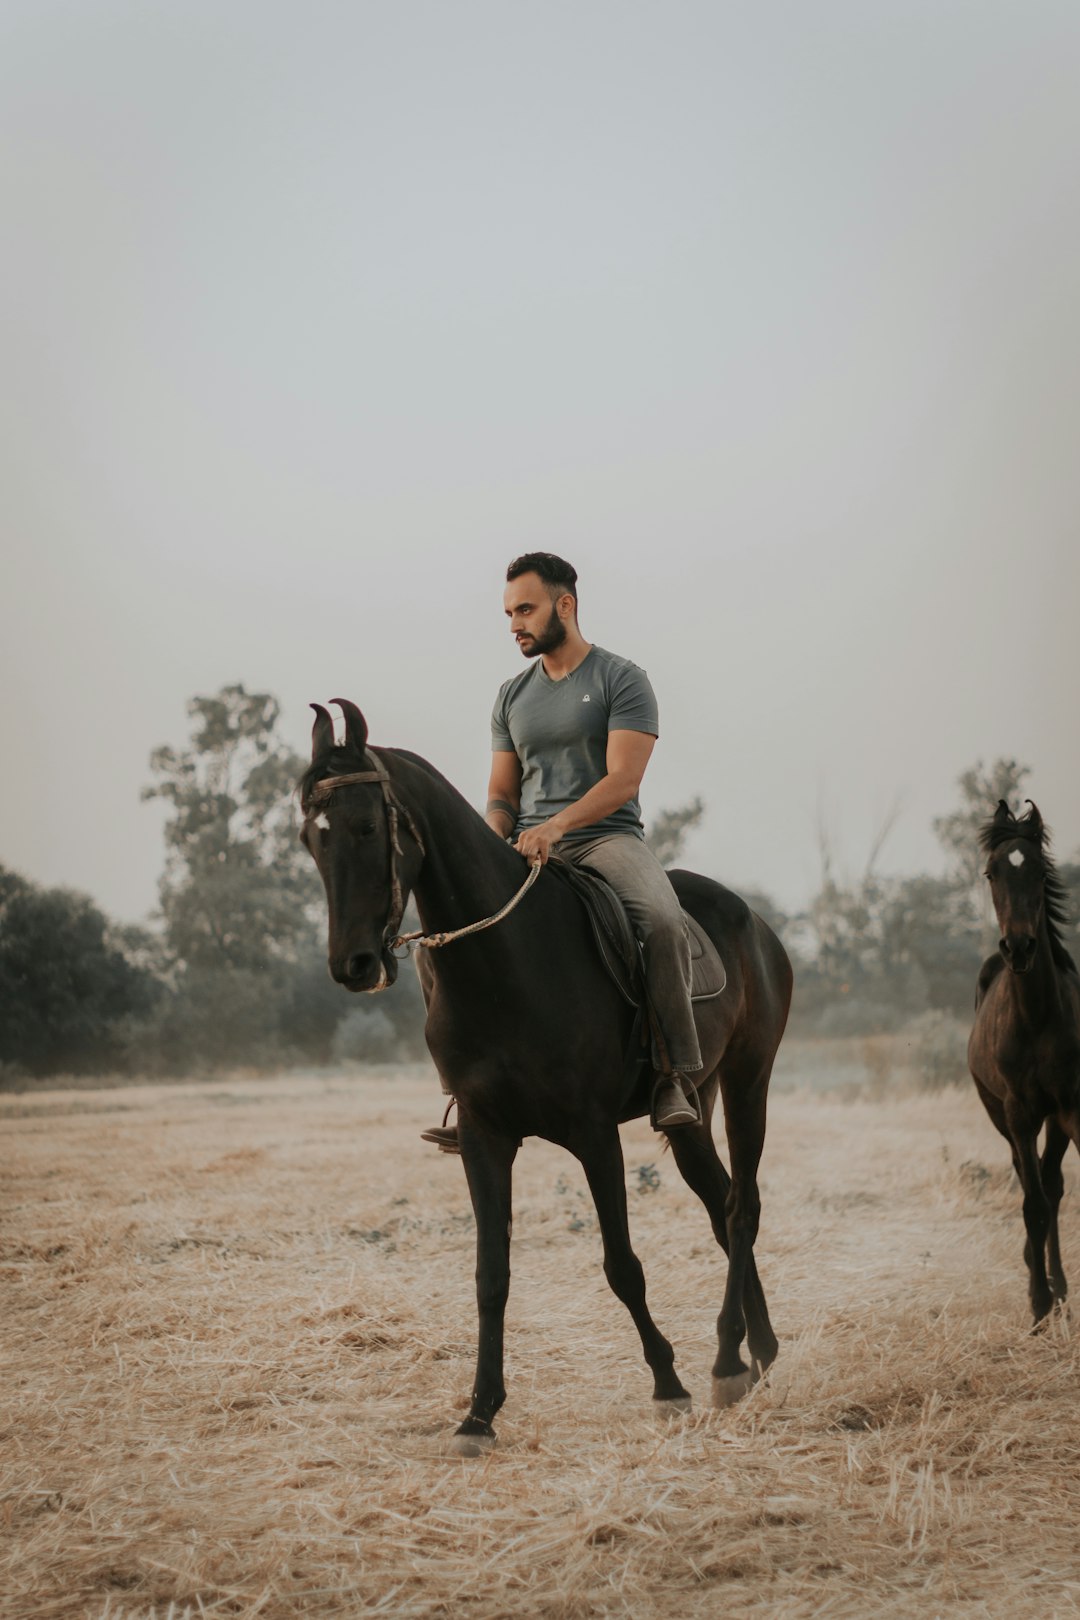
[969, 801, 1080, 1324]
[300, 701, 793, 1453]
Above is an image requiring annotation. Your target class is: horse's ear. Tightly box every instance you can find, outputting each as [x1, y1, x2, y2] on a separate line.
[332, 699, 369, 757]
[310, 704, 334, 760]
[993, 799, 1013, 825]
[1023, 800, 1043, 837]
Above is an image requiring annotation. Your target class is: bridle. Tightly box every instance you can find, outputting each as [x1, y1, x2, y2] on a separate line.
[306, 748, 540, 953]
[306, 749, 426, 948]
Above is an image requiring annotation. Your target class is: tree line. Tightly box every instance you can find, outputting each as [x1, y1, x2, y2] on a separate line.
[2, 685, 1077, 1078]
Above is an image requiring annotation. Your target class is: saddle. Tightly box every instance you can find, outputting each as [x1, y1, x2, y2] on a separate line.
[547, 856, 726, 1010]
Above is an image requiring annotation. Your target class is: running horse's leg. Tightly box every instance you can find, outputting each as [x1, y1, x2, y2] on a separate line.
[971, 1076, 1062, 1320]
[450, 1116, 519, 1457]
[576, 1124, 692, 1410]
[1041, 1118, 1070, 1308]
[1005, 1098, 1055, 1325]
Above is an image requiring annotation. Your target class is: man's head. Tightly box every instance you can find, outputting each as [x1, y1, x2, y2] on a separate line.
[504, 552, 579, 659]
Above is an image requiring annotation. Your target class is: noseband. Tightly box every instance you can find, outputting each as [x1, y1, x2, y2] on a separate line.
[307, 749, 426, 947]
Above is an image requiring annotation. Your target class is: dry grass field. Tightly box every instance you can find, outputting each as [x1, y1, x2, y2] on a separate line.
[5, 1056, 1080, 1619]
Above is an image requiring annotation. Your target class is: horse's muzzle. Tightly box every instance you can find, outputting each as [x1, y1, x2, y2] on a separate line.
[1000, 934, 1037, 974]
[331, 949, 399, 992]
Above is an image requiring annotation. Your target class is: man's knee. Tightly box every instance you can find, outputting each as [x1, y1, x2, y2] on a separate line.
[641, 915, 689, 956]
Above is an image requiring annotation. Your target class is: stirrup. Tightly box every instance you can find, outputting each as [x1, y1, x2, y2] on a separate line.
[420, 1097, 460, 1154]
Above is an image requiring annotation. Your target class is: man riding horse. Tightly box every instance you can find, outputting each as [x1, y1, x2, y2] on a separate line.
[424, 551, 700, 1147]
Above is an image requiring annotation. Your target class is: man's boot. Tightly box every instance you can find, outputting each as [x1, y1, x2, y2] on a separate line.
[420, 1099, 461, 1154]
[651, 1074, 701, 1130]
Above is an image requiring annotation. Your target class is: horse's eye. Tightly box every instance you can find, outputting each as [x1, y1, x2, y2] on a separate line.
[358, 820, 377, 837]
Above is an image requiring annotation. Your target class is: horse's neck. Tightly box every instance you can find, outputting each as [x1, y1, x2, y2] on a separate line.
[396, 755, 542, 948]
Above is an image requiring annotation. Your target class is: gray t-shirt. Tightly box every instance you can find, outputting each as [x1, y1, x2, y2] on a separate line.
[490, 645, 658, 841]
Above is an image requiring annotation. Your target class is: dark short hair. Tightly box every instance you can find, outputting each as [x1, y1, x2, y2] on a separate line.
[506, 552, 578, 605]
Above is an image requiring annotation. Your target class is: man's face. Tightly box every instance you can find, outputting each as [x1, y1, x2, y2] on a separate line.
[504, 572, 569, 658]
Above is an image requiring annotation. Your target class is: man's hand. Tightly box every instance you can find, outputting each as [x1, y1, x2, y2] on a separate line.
[514, 820, 563, 865]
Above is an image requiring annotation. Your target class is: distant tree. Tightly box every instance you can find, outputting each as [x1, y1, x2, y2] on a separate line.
[646, 797, 705, 867]
[140, 685, 427, 1070]
[801, 872, 886, 994]
[933, 759, 1031, 890]
[795, 762, 1042, 1032]
[0, 867, 158, 1075]
[139, 685, 328, 1066]
[876, 873, 983, 1013]
[143, 684, 319, 975]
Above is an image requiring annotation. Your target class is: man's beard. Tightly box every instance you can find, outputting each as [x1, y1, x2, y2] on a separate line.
[517, 604, 567, 658]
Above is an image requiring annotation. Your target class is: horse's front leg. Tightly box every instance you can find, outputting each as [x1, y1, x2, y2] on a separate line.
[1007, 1104, 1054, 1324]
[576, 1125, 691, 1410]
[1042, 1118, 1070, 1306]
[452, 1118, 518, 1457]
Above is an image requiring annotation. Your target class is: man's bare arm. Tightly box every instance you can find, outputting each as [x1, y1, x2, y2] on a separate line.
[514, 730, 656, 863]
[486, 751, 522, 838]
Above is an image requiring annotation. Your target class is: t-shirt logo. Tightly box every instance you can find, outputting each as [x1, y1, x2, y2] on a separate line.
[582, 694, 591, 703]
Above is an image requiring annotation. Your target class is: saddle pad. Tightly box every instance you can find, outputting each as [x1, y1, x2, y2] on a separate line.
[687, 915, 726, 1000]
[548, 855, 726, 1007]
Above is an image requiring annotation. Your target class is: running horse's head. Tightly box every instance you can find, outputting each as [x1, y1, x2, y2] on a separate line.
[980, 800, 1050, 975]
[299, 700, 423, 993]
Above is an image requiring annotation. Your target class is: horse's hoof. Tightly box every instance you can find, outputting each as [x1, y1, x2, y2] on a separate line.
[447, 1430, 496, 1459]
[654, 1395, 692, 1417]
[712, 1371, 754, 1408]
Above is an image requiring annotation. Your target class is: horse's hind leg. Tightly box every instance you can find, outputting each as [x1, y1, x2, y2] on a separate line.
[666, 1078, 778, 1391]
[576, 1126, 691, 1409]
[709, 1057, 771, 1405]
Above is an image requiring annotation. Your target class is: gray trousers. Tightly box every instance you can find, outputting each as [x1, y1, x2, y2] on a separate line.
[558, 832, 703, 1074]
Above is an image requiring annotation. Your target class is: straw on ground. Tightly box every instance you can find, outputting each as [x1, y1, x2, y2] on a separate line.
[4, 1063, 1080, 1619]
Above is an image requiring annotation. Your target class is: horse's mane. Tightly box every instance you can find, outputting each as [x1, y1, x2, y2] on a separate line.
[979, 804, 1077, 974]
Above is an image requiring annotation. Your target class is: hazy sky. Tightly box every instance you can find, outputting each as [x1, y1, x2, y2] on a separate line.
[3, 0, 1079, 925]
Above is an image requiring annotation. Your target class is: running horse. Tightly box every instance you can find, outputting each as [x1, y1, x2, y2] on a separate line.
[969, 801, 1080, 1324]
[300, 701, 793, 1453]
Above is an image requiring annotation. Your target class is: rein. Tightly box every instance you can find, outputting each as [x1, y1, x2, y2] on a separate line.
[393, 859, 541, 951]
[307, 750, 541, 953]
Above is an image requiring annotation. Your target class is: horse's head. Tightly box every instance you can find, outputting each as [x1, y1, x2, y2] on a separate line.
[299, 700, 422, 993]
[980, 800, 1048, 975]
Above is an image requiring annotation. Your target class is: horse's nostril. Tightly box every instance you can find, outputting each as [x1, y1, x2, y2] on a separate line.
[1001, 935, 1036, 972]
[346, 952, 378, 981]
